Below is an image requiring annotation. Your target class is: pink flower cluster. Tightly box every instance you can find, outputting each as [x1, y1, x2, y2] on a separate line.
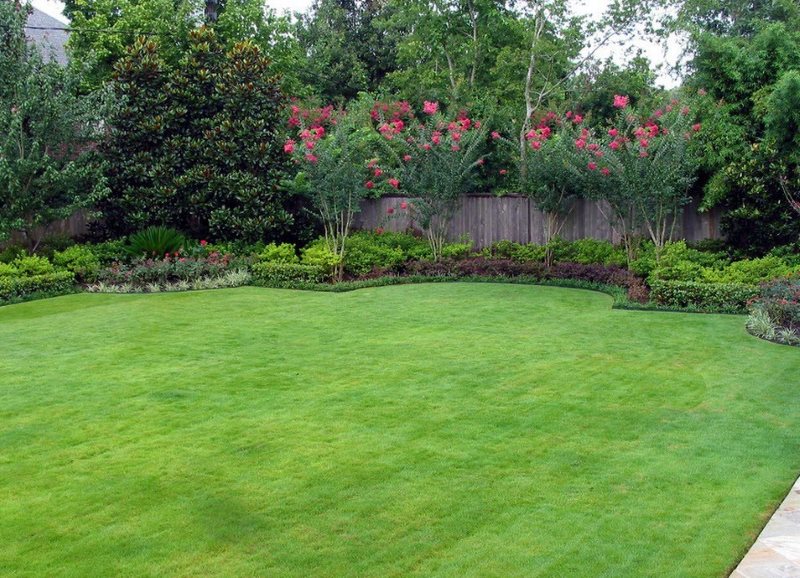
[288, 103, 334, 129]
[371, 101, 413, 121]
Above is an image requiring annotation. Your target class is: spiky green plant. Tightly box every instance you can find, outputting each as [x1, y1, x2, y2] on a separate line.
[125, 226, 186, 258]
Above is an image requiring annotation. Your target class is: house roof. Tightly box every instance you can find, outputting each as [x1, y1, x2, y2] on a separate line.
[25, 8, 69, 66]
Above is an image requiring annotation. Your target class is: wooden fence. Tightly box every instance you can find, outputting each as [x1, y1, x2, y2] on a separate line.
[5, 195, 722, 249]
[355, 194, 722, 248]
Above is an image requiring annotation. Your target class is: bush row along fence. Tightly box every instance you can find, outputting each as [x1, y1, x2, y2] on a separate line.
[356, 194, 722, 248]
[7, 195, 721, 249]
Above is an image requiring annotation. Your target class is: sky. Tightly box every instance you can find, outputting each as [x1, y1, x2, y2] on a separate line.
[30, 0, 683, 87]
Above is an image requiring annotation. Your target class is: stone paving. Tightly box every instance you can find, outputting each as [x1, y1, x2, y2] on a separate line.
[731, 476, 800, 578]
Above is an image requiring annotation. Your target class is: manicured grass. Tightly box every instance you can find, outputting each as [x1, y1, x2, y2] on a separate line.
[0, 284, 798, 577]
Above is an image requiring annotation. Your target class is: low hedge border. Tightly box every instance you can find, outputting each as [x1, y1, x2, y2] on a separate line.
[0, 271, 77, 305]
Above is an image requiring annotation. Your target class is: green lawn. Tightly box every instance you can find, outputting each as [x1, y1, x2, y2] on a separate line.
[0, 284, 798, 577]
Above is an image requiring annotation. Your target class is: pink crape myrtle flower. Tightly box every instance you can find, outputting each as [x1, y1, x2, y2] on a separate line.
[388, 178, 400, 189]
[423, 101, 439, 115]
[283, 140, 295, 154]
[613, 94, 630, 108]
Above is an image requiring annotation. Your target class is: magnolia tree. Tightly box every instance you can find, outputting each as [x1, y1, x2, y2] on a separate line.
[283, 100, 389, 279]
[374, 100, 487, 261]
[562, 95, 700, 263]
[496, 111, 591, 265]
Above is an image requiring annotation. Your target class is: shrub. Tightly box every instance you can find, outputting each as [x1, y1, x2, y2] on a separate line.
[650, 280, 758, 312]
[746, 304, 777, 341]
[98, 31, 295, 243]
[371, 230, 432, 261]
[557, 238, 627, 267]
[648, 240, 728, 282]
[341, 233, 406, 276]
[702, 256, 797, 285]
[767, 243, 800, 267]
[754, 275, 800, 330]
[126, 226, 187, 259]
[0, 245, 26, 264]
[0, 271, 75, 303]
[90, 239, 129, 266]
[440, 241, 473, 260]
[52, 245, 101, 283]
[97, 252, 241, 287]
[300, 243, 341, 279]
[12, 255, 55, 276]
[0, 262, 17, 277]
[455, 258, 547, 278]
[483, 241, 547, 262]
[258, 243, 299, 264]
[251, 262, 325, 287]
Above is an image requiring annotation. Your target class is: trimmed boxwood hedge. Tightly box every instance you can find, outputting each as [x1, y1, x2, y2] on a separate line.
[251, 262, 326, 288]
[0, 271, 76, 304]
[650, 280, 759, 313]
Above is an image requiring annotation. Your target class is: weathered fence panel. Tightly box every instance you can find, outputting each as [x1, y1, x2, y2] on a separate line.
[8, 210, 90, 248]
[354, 194, 722, 248]
[7, 195, 722, 249]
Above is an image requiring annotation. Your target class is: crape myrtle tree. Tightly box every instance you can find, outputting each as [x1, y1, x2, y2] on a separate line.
[282, 98, 390, 280]
[0, 1, 108, 250]
[374, 100, 488, 261]
[576, 94, 700, 264]
[495, 111, 591, 266]
[99, 28, 295, 243]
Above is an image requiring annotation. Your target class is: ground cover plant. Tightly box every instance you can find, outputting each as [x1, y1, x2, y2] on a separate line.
[0, 284, 798, 576]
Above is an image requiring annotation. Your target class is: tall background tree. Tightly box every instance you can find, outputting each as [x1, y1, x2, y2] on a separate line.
[663, 0, 800, 253]
[0, 1, 107, 250]
[97, 28, 298, 243]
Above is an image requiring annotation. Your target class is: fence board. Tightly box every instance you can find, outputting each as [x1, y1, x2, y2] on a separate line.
[7, 195, 722, 249]
[355, 194, 721, 248]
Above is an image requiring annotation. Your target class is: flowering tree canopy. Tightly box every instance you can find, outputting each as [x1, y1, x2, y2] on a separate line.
[373, 100, 487, 260]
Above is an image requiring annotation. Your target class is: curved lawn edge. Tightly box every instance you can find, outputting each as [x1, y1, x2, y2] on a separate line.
[0, 274, 750, 317]
[251, 274, 749, 316]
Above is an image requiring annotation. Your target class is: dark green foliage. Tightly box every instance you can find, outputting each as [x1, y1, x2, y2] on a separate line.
[650, 280, 758, 313]
[125, 226, 187, 258]
[251, 262, 326, 287]
[765, 70, 800, 165]
[716, 145, 800, 255]
[295, 0, 397, 101]
[0, 1, 108, 249]
[0, 245, 26, 264]
[98, 29, 295, 244]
